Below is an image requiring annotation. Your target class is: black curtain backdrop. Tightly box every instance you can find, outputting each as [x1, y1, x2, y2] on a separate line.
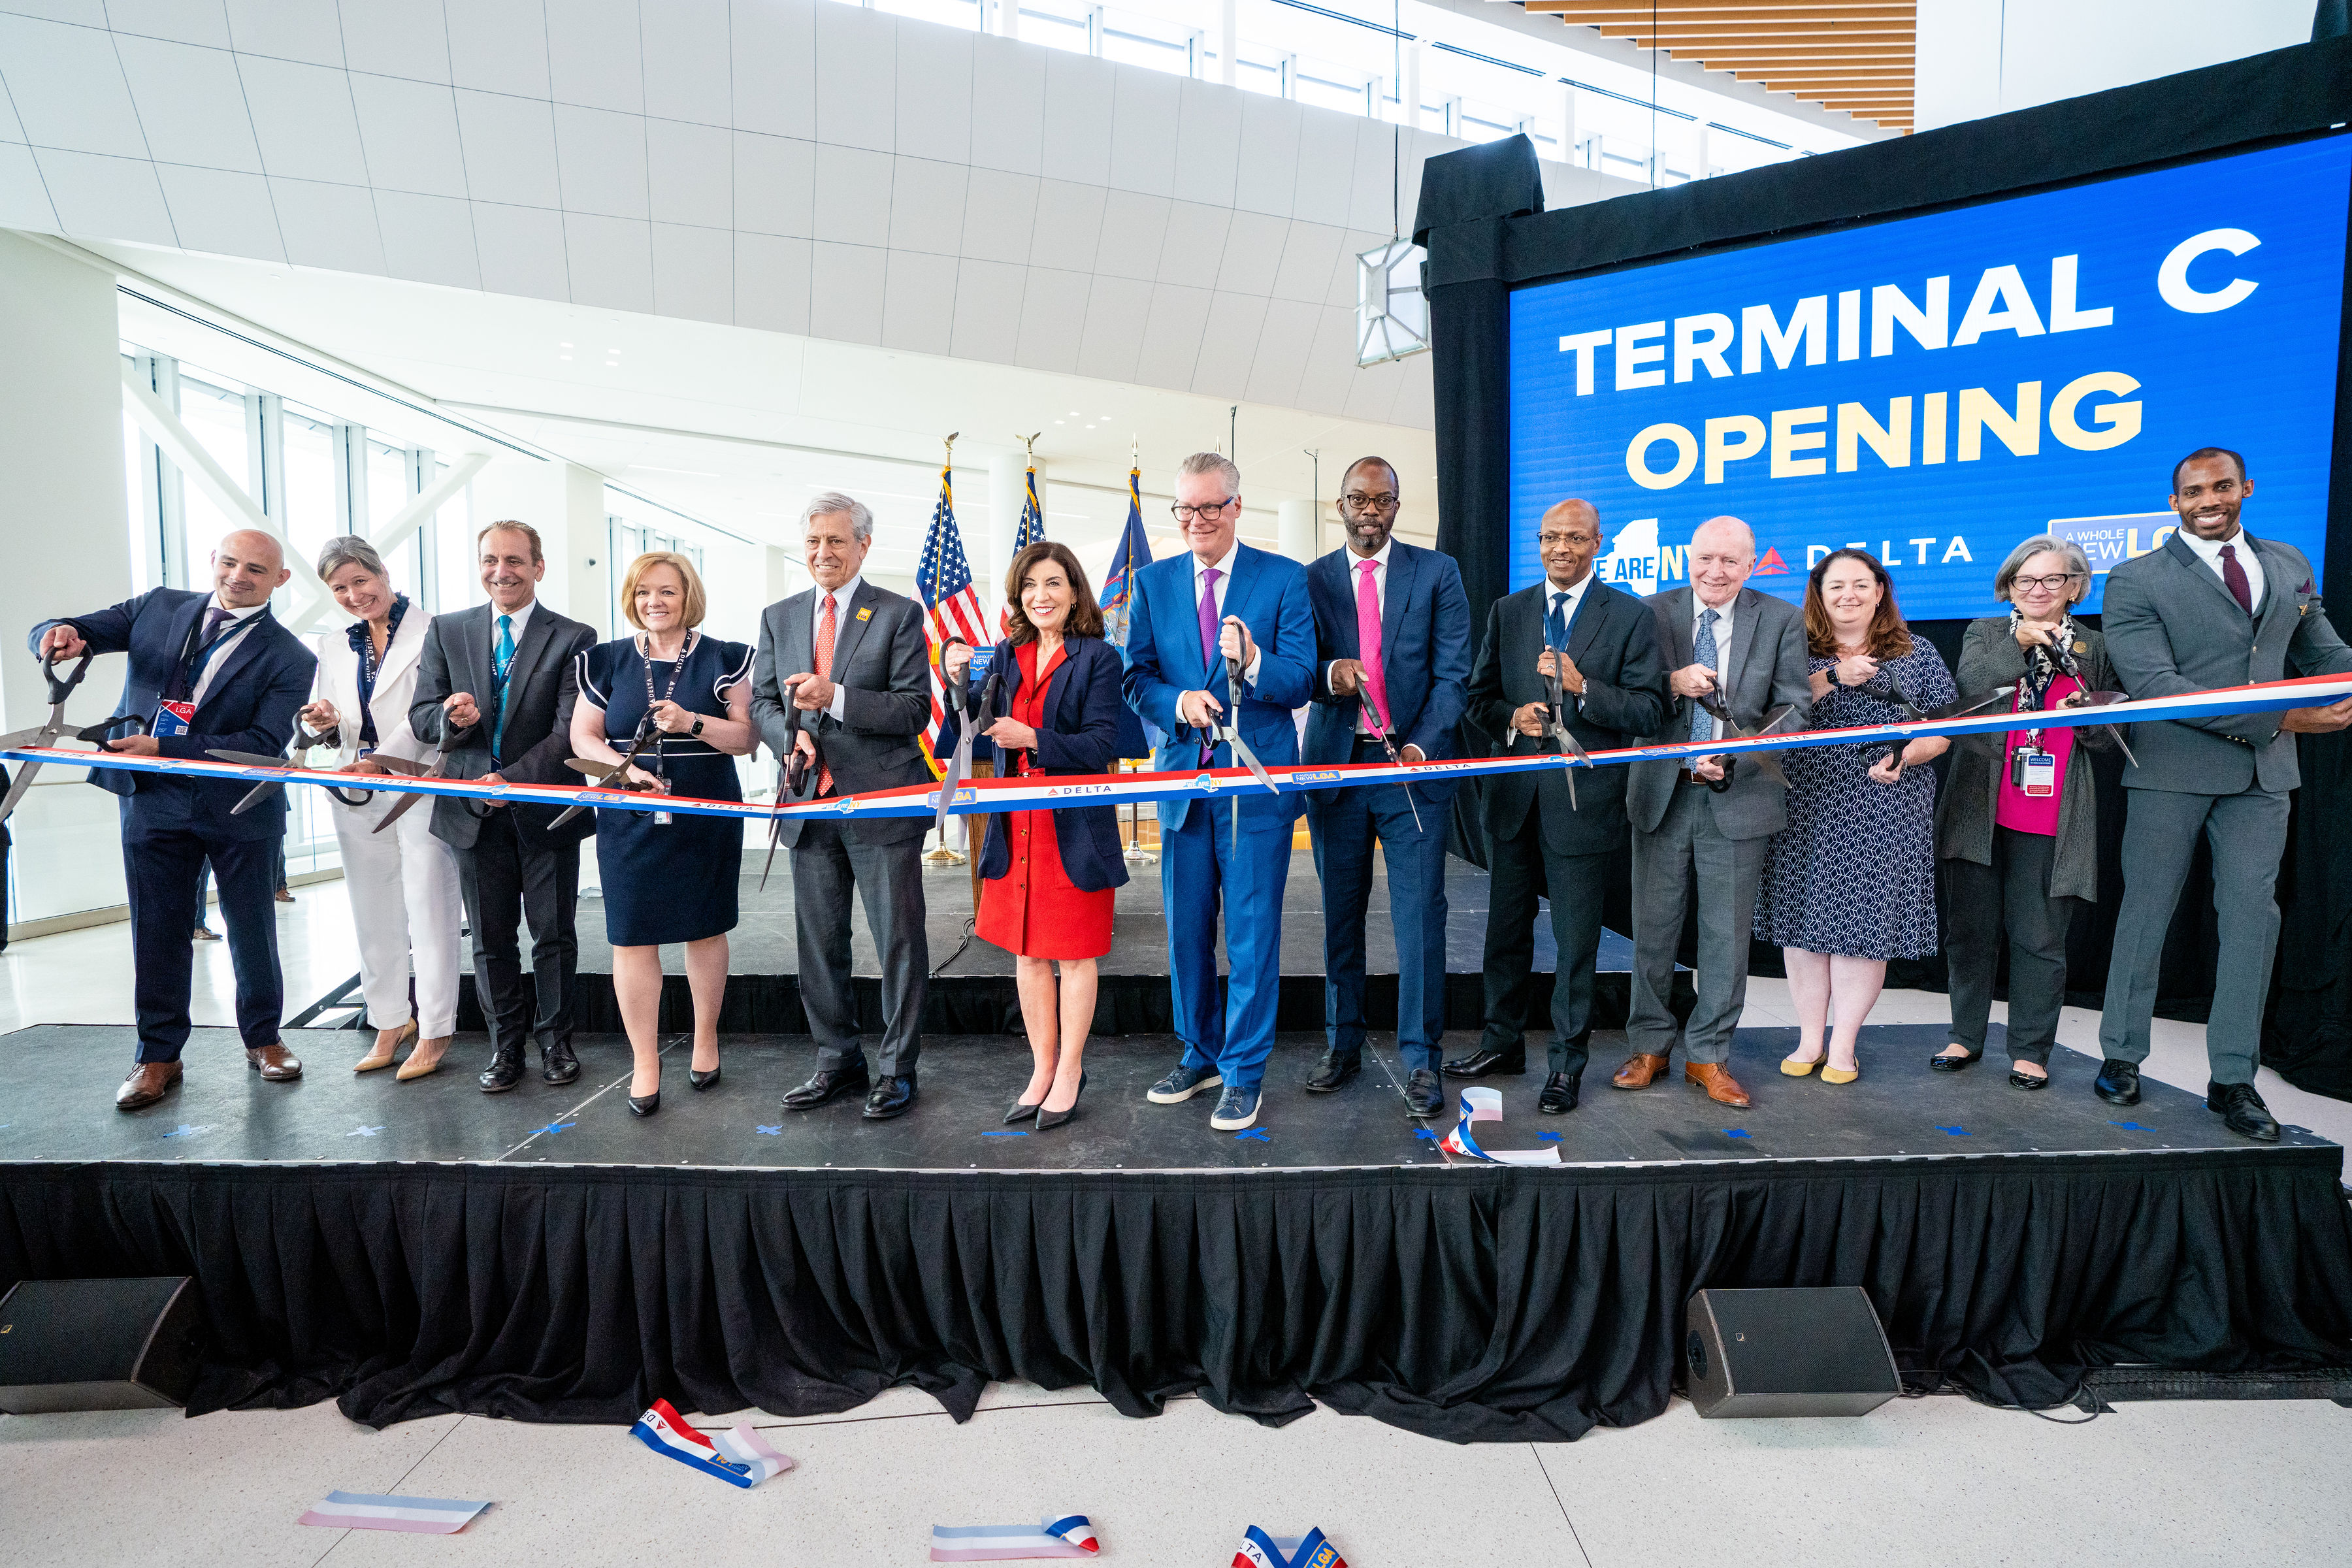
[1421, 39, 2352, 1089]
[5, 1156, 2347, 1437]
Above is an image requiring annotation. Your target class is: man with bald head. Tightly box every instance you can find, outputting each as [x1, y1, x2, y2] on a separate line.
[33, 529, 319, 1109]
[1454, 498, 1669, 1113]
[1618, 517, 1811, 1108]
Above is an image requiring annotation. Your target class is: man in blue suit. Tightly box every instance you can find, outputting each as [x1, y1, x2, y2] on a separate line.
[1300, 457, 1470, 1117]
[32, 529, 318, 1111]
[1123, 451, 1315, 1132]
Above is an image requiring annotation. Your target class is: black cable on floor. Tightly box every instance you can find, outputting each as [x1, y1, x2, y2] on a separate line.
[930, 915, 977, 977]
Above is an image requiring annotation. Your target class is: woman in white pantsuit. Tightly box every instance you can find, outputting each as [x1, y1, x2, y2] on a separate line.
[301, 536, 466, 1079]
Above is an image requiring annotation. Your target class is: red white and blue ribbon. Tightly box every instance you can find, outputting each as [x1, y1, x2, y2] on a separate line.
[929, 1515, 1100, 1560]
[629, 1399, 794, 1489]
[297, 1490, 491, 1533]
[1439, 1085, 1561, 1166]
[1235, 1526, 1348, 1568]
[12, 672, 2349, 823]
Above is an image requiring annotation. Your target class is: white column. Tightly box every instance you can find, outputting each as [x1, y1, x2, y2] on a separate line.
[329, 422, 368, 536]
[1216, 0, 1236, 87]
[1277, 499, 1319, 565]
[1404, 42, 1422, 131]
[1562, 86, 1578, 163]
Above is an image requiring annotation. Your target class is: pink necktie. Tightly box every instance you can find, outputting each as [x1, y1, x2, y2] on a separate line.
[1196, 568, 1222, 764]
[1356, 560, 1390, 732]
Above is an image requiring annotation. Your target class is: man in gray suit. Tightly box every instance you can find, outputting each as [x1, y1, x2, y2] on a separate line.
[1616, 517, 1812, 1109]
[2097, 447, 2352, 1140]
[752, 493, 935, 1120]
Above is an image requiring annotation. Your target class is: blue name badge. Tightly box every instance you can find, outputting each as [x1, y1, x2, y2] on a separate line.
[151, 699, 195, 739]
[968, 645, 995, 679]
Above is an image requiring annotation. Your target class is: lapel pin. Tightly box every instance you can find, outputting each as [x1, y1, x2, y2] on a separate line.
[856, 606, 872, 621]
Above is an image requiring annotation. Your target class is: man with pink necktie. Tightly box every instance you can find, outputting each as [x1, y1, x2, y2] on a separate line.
[1300, 457, 1471, 1117]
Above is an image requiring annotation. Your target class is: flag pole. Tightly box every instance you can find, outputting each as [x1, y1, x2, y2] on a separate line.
[1120, 434, 1156, 864]
[924, 430, 967, 866]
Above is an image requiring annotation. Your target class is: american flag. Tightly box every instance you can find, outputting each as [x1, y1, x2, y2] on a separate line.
[916, 460, 988, 777]
[998, 459, 1045, 636]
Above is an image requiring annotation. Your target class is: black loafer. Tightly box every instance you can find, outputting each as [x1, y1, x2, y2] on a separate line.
[478, 1045, 523, 1094]
[862, 1075, 917, 1120]
[1403, 1068, 1444, 1119]
[2009, 1066, 2050, 1090]
[540, 1039, 580, 1086]
[782, 1063, 870, 1112]
[1443, 1046, 1527, 1079]
[1305, 1051, 1360, 1093]
[2094, 1058, 2142, 1105]
[2207, 1081, 2280, 1142]
[1537, 1071, 1580, 1115]
[1930, 1047, 1982, 1073]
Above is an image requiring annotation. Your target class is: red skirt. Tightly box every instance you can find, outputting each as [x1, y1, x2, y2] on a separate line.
[977, 808, 1115, 959]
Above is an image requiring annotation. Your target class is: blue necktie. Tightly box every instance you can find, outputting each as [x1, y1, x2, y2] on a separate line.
[491, 613, 515, 757]
[1689, 608, 1719, 747]
[1545, 591, 1571, 651]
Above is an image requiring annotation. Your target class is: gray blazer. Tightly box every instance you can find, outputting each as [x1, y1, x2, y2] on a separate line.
[409, 601, 598, 850]
[1625, 585, 1812, 841]
[1933, 617, 2114, 904]
[2100, 531, 2352, 795]
[750, 578, 934, 846]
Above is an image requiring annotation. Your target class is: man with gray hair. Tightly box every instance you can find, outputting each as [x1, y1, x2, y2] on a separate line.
[753, 492, 936, 1120]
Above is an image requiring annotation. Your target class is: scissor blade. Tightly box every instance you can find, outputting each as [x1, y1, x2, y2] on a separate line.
[0, 757, 42, 825]
[207, 749, 302, 769]
[0, 725, 53, 750]
[1916, 684, 2019, 723]
[231, 779, 284, 815]
[759, 802, 787, 890]
[549, 732, 653, 829]
[370, 750, 448, 833]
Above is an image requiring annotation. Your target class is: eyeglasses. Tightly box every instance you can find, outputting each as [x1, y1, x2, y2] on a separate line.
[1340, 491, 1399, 514]
[1171, 498, 1238, 523]
[2012, 572, 2083, 593]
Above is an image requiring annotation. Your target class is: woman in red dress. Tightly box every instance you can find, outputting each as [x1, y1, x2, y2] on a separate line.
[942, 542, 1130, 1130]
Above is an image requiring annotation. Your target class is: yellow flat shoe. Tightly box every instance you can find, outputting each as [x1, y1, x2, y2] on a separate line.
[1821, 1061, 1860, 1085]
[1780, 1053, 1821, 1077]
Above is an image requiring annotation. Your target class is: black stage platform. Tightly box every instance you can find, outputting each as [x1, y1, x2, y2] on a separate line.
[6, 1020, 2350, 1441]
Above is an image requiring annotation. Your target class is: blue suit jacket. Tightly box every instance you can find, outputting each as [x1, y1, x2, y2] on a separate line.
[943, 636, 1132, 893]
[1120, 542, 1314, 834]
[31, 589, 316, 841]
[1303, 540, 1471, 803]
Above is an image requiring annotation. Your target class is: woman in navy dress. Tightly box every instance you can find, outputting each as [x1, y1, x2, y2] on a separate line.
[1752, 549, 1955, 1086]
[568, 551, 756, 1117]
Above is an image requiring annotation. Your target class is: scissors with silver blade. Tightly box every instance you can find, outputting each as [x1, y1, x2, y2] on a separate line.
[758, 679, 811, 892]
[553, 716, 662, 829]
[1691, 696, 1802, 789]
[0, 647, 146, 827]
[1867, 679, 2017, 779]
[2039, 635, 2139, 768]
[933, 638, 980, 843]
[1188, 621, 1279, 854]
[1538, 656, 1592, 810]
[1353, 684, 1422, 834]
[218, 724, 370, 815]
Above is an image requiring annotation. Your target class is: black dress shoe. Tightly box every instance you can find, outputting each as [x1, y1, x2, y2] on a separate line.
[2009, 1066, 2050, 1090]
[540, 1039, 580, 1086]
[478, 1045, 523, 1093]
[862, 1075, 917, 1120]
[1403, 1068, 1444, 1119]
[1005, 1095, 1041, 1124]
[1538, 1071, 1580, 1115]
[782, 1063, 870, 1111]
[1035, 1071, 1086, 1132]
[2094, 1058, 2142, 1105]
[1930, 1047, 1982, 1073]
[1443, 1045, 1527, 1079]
[1305, 1051, 1361, 1093]
[2207, 1081, 2280, 1142]
[689, 1065, 721, 1090]
[629, 1088, 660, 1117]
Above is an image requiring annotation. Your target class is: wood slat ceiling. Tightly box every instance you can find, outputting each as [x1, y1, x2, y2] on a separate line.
[1523, 1, 1915, 133]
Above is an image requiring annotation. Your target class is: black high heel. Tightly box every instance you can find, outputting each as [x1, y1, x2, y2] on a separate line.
[1004, 1096, 1041, 1124]
[629, 1073, 661, 1117]
[1035, 1070, 1087, 1131]
[689, 1063, 721, 1090]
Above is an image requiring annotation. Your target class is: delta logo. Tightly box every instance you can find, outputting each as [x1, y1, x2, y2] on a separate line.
[1753, 546, 1791, 575]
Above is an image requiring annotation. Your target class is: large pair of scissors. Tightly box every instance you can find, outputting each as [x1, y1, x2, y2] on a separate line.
[932, 638, 1000, 843]
[1538, 655, 1593, 810]
[1190, 625, 1279, 855]
[1352, 683, 1422, 833]
[216, 722, 367, 815]
[1867, 678, 2018, 779]
[0, 647, 147, 826]
[759, 680, 819, 890]
[554, 715, 662, 828]
[2040, 634, 2139, 768]
[1690, 695, 1803, 789]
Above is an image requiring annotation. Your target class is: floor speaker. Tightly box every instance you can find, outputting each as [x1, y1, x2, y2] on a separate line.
[1684, 1286, 1901, 1418]
[0, 1277, 203, 1414]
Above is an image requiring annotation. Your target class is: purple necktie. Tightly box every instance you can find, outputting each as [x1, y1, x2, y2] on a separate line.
[2220, 542, 2253, 615]
[1197, 567, 1222, 764]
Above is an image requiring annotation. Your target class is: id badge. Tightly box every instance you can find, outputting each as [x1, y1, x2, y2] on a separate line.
[151, 698, 195, 738]
[2011, 746, 2057, 796]
[653, 809, 672, 826]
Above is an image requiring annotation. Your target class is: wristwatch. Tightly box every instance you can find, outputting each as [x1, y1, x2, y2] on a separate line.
[689, 717, 705, 738]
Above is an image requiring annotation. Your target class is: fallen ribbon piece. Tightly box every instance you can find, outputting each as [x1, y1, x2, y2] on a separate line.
[629, 1398, 794, 1489]
[930, 1515, 1100, 1560]
[1235, 1525, 1347, 1568]
[298, 1490, 490, 1534]
[1439, 1086, 1561, 1166]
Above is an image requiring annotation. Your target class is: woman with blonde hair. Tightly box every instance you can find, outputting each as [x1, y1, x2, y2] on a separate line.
[569, 551, 756, 1116]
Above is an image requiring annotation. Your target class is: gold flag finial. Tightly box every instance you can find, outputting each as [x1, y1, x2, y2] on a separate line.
[943, 431, 958, 463]
[1018, 431, 1041, 463]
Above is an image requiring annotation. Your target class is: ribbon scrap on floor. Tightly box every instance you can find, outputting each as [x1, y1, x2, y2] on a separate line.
[929, 1514, 1100, 1560]
[297, 1490, 491, 1533]
[629, 1398, 795, 1489]
[1235, 1526, 1347, 1568]
[1441, 1086, 1563, 1166]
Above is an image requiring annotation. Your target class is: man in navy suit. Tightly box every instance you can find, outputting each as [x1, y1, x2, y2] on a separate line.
[1123, 451, 1315, 1132]
[32, 530, 317, 1111]
[1300, 457, 1470, 1116]
[1448, 500, 1670, 1113]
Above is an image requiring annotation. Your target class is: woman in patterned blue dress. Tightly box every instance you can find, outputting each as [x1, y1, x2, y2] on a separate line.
[1752, 549, 1955, 1085]
[568, 552, 756, 1117]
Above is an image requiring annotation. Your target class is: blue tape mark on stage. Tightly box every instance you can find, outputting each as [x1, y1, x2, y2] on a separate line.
[1536, 1132, 1563, 1141]
[531, 1120, 576, 1136]
[2109, 1120, 2149, 1131]
[1723, 1129, 1751, 1139]
[1936, 1124, 1968, 1136]
[981, 1130, 1029, 1137]
[161, 1123, 214, 1139]
[754, 1124, 783, 1135]
[1233, 1129, 1272, 1142]
[346, 1124, 384, 1137]
[1414, 1127, 1439, 1141]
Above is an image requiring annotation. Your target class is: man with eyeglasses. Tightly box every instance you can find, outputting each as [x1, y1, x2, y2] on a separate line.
[1448, 499, 1669, 1114]
[2094, 446, 2352, 1142]
[1122, 452, 1315, 1132]
[1298, 457, 1471, 1117]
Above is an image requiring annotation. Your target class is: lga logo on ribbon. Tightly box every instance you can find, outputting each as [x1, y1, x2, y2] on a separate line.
[929, 1514, 1100, 1560]
[1235, 1525, 1347, 1568]
[628, 1398, 794, 1488]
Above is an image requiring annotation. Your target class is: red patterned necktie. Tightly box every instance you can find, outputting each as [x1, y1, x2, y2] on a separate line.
[2219, 543, 2253, 615]
[813, 593, 837, 795]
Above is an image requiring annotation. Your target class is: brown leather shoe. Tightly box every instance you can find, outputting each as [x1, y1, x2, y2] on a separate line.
[246, 1043, 303, 1081]
[116, 1061, 182, 1111]
[1685, 1061, 1752, 1107]
[1612, 1052, 1672, 1090]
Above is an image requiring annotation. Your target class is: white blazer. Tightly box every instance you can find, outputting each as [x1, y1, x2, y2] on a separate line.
[307, 604, 434, 768]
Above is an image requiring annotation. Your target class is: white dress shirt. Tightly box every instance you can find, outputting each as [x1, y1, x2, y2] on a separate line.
[811, 574, 861, 722]
[1689, 593, 1736, 742]
[1328, 540, 1393, 735]
[1191, 544, 1264, 689]
[2176, 525, 2266, 612]
[189, 597, 269, 707]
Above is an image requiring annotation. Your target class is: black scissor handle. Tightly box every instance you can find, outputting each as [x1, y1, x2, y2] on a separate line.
[41, 645, 94, 706]
[71, 712, 146, 743]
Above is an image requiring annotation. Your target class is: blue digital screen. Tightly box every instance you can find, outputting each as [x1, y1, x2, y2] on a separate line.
[1507, 136, 2352, 617]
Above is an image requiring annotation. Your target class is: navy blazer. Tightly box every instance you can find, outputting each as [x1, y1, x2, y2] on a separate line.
[943, 635, 1132, 894]
[1303, 540, 1471, 802]
[30, 588, 316, 841]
